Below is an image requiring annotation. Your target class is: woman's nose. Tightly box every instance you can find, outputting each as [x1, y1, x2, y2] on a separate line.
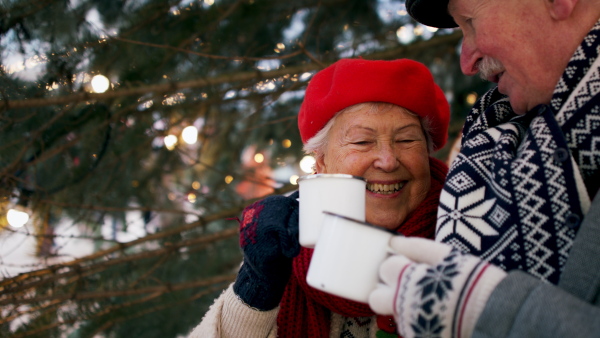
[373, 144, 400, 172]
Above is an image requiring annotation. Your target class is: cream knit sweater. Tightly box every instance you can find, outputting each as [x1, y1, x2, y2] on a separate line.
[188, 283, 379, 338]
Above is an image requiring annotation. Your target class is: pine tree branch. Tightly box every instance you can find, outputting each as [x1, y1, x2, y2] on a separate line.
[109, 35, 305, 61]
[9, 281, 232, 337]
[0, 299, 62, 326]
[0, 63, 321, 110]
[0, 226, 239, 299]
[1, 272, 236, 306]
[87, 283, 229, 338]
[0, 184, 295, 293]
[0, 31, 462, 110]
[36, 200, 201, 216]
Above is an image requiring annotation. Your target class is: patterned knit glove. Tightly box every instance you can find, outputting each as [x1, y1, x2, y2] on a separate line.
[233, 192, 300, 311]
[369, 237, 506, 338]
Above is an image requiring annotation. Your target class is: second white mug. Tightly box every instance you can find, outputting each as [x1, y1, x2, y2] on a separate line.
[306, 211, 396, 303]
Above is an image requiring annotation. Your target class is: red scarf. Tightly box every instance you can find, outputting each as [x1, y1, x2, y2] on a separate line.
[276, 157, 447, 337]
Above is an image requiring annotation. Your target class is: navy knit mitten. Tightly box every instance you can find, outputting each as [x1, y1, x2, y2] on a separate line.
[233, 192, 300, 311]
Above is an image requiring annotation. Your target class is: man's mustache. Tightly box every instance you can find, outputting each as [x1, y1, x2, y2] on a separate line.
[478, 57, 504, 81]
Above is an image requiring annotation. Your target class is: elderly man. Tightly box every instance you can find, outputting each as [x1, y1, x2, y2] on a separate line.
[369, 0, 600, 337]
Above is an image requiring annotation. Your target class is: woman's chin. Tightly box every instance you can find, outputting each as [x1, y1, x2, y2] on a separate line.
[365, 212, 405, 230]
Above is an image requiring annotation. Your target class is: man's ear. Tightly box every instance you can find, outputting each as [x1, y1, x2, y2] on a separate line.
[546, 0, 578, 20]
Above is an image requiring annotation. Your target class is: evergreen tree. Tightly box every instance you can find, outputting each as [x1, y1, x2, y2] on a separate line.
[0, 0, 491, 336]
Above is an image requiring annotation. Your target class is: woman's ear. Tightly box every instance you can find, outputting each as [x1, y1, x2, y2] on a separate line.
[546, 0, 578, 20]
[314, 154, 326, 173]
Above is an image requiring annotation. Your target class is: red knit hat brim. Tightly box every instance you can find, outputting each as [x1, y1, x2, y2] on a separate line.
[297, 59, 450, 151]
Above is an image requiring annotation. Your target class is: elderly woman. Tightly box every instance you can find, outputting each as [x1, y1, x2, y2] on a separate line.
[189, 59, 450, 338]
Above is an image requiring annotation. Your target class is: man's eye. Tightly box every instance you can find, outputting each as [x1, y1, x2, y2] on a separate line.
[464, 18, 474, 29]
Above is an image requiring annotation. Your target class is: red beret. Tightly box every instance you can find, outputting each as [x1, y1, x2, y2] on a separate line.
[297, 58, 450, 150]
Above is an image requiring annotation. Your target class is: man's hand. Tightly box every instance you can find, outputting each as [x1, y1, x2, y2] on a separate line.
[369, 237, 506, 338]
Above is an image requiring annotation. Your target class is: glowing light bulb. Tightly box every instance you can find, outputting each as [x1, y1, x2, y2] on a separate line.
[182, 126, 198, 144]
[7, 209, 29, 228]
[290, 175, 299, 185]
[254, 153, 264, 163]
[299, 156, 316, 174]
[91, 74, 110, 93]
[164, 135, 178, 150]
[466, 92, 478, 105]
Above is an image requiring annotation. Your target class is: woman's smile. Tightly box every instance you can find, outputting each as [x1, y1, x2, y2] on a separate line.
[366, 181, 406, 195]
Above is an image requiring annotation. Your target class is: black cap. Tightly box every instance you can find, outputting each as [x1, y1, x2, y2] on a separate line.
[405, 0, 458, 28]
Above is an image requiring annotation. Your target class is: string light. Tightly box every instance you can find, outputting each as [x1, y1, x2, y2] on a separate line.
[254, 153, 265, 163]
[299, 156, 316, 173]
[91, 74, 110, 93]
[7, 209, 29, 228]
[164, 135, 178, 150]
[282, 139, 292, 148]
[289, 175, 299, 185]
[182, 126, 198, 145]
[413, 25, 425, 36]
[466, 92, 478, 105]
[224, 175, 234, 184]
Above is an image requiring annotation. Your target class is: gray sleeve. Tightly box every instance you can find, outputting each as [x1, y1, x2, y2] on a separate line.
[472, 270, 600, 338]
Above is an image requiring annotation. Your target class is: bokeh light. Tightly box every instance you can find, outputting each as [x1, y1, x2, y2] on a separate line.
[466, 92, 478, 105]
[290, 175, 299, 185]
[164, 135, 178, 150]
[182, 126, 198, 144]
[254, 153, 265, 163]
[7, 209, 29, 228]
[91, 74, 110, 93]
[299, 155, 316, 173]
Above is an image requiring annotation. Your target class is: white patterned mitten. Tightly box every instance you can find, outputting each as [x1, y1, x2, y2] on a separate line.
[369, 237, 507, 338]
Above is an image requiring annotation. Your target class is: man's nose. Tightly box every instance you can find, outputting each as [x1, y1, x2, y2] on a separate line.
[460, 37, 481, 76]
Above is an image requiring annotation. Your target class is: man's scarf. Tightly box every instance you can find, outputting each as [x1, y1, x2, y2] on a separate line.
[437, 20, 600, 284]
[276, 157, 448, 338]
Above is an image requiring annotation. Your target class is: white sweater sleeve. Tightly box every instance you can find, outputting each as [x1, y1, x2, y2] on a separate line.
[188, 283, 279, 338]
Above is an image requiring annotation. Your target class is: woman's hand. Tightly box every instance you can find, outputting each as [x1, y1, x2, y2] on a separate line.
[369, 237, 506, 338]
[233, 192, 300, 310]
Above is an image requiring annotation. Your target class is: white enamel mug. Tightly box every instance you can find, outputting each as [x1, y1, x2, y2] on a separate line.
[306, 211, 396, 303]
[297, 174, 366, 248]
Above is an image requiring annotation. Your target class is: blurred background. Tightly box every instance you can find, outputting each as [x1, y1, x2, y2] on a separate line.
[0, 0, 492, 336]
